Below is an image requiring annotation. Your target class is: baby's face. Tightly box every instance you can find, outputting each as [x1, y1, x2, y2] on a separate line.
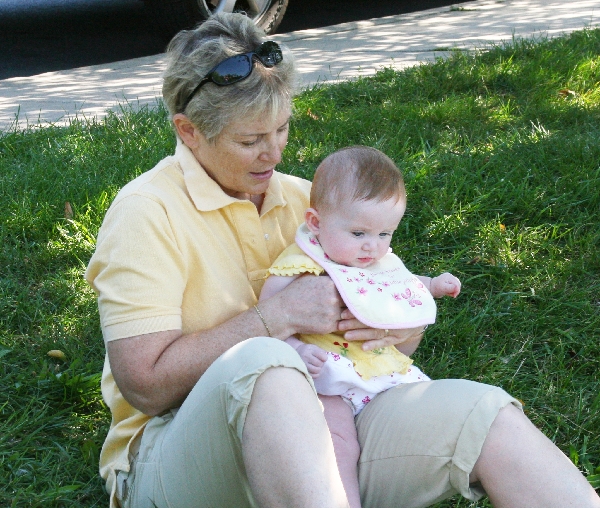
[314, 196, 406, 268]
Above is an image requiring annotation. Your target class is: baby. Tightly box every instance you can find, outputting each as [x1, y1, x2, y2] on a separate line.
[259, 145, 461, 507]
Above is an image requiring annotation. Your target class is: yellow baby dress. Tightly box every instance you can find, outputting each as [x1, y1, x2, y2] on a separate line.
[269, 243, 416, 380]
[268, 226, 434, 414]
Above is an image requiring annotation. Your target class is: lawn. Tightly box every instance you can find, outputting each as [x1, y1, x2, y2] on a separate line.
[1, 27, 599, 507]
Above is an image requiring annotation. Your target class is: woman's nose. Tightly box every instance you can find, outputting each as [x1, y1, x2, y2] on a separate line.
[259, 139, 282, 163]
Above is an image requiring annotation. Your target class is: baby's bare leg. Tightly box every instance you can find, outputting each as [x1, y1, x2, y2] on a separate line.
[320, 394, 362, 508]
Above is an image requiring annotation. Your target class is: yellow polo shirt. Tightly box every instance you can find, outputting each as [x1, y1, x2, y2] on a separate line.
[85, 141, 311, 506]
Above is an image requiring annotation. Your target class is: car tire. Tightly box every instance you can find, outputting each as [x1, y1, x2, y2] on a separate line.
[143, 0, 289, 40]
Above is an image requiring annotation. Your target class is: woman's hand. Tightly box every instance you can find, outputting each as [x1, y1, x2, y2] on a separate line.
[266, 274, 345, 338]
[337, 308, 427, 356]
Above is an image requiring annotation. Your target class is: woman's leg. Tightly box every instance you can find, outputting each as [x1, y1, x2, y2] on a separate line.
[243, 368, 349, 508]
[126, 337, 348, 508]
[319, 395, 362, 508]
[471, 403, 600, 508]
[355, 379, 600, 508]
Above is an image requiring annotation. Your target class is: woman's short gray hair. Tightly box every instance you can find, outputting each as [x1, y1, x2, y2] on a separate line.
[162, 12, 297, 142]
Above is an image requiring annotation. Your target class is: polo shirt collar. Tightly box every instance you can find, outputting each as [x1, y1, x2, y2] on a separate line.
[176, 141, 287, 214]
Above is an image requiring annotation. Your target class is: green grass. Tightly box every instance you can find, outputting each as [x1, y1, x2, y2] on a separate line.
[1, 28, 599, 506]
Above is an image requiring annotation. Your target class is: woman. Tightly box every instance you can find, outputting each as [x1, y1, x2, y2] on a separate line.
[85, 12, 600, 508]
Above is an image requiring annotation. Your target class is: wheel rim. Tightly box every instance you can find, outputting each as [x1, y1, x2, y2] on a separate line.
[202, 0, 273, 20]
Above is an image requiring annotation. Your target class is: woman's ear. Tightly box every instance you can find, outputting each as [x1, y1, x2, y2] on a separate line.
[172, 113, 202, 150]
[305, 208, 321, 234]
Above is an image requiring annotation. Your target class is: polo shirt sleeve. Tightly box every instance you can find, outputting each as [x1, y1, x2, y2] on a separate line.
[86, 193, 186, 342]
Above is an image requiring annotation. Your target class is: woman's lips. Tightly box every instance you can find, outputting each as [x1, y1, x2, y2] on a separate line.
[250, 168, 273, 180]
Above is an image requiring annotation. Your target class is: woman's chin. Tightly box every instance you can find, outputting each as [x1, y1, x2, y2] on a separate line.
[246, 170, 274, 196]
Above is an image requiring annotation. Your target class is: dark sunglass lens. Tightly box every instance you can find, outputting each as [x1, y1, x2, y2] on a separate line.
[256, 41, 283, 67]
[211, 55, 252, 85]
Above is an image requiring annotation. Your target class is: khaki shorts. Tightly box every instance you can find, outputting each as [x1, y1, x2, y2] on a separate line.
[357, 379, 520, 507]
[120, 337, 520, 508]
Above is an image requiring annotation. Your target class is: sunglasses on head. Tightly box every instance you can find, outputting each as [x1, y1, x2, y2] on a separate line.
[179, 40, 283, 113]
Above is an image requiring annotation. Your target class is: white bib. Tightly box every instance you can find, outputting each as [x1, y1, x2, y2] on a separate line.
[295, 224, 437, 329]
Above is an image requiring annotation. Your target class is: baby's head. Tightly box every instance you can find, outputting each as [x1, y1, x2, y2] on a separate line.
[306, 146, 407, 268]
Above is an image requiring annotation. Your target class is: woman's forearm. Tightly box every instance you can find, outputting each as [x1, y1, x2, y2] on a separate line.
[107, 275, 342, 416]
[108, 301, 295, 416]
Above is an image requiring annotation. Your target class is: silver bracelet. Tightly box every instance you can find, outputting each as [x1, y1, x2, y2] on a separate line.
[254, 304, 272, 337]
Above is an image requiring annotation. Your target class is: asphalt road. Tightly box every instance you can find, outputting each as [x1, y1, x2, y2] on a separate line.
[0, 0, 457, 80]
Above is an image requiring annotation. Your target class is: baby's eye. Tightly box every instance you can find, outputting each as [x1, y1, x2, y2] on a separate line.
[379, 232, 392, 238]
[352, 232, 364, 237]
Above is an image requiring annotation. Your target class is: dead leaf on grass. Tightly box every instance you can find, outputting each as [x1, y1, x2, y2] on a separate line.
[558, 89, 577, 98]
[64, 202, 73, 219]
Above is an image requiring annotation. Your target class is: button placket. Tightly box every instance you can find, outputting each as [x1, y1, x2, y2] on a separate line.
[230, 204, 270, 284]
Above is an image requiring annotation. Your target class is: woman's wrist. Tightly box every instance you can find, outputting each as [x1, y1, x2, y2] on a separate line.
[253, 304, 273, 337]
[252, 297, 294, 340]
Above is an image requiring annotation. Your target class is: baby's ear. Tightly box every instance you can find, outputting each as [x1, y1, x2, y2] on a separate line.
[305, 208, 321, 234]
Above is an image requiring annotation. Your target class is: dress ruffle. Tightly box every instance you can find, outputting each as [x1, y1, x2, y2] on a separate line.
[268, 243, 324, 277]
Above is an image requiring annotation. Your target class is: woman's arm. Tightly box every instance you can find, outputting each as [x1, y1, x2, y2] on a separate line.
[108, 274, 344, 416]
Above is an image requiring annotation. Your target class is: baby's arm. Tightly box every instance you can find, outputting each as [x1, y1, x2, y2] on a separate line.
[417, 272, 461, 298]
[260, 274, 329, 378]
[259, 272, 300, 300]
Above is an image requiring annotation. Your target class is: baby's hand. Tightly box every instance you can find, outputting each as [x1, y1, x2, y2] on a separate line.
[430, 272, 461, 298]
[296, 343, 329, 379]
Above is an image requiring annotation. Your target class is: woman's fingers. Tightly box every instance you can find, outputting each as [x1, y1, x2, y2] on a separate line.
[337, 310, 375, 340]
[360, 327, 426, 350]
[340, 308, 355, 321]
[340, 325, 427, 350]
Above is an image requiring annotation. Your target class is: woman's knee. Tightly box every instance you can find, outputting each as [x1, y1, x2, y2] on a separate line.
[238, 335, 298, 362]
[217, 336, 309, 379]
[188, 337, 310, 417]
[230, 336, 296, 362]
[225, 337, 314, 407]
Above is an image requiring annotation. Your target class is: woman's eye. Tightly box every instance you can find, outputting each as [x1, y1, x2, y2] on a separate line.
[241, 140, 258, 147]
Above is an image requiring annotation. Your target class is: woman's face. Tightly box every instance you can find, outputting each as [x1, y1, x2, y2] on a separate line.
[191, 106, 291, 202]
